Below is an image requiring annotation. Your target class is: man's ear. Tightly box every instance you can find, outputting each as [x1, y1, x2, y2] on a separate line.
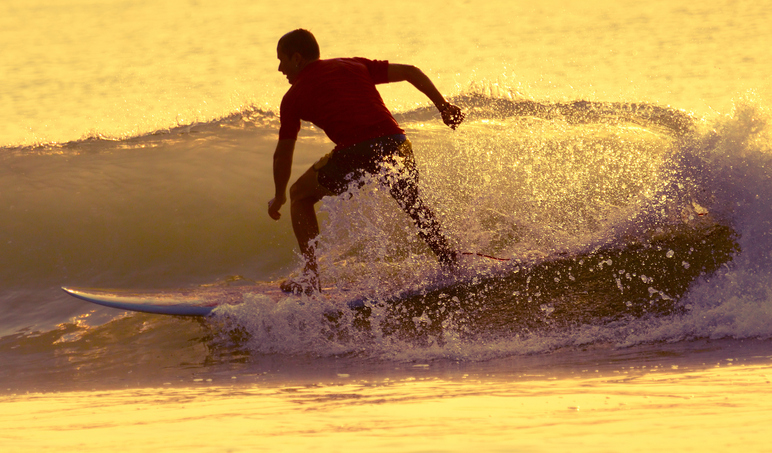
[291, 52, 304, 66]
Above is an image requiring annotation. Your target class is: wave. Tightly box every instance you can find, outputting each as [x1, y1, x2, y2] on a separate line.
[0, 106, 281, 157]
[3, 94, 772, 363]
[207, 95, 772, 358]
[3, 92, 695, 155]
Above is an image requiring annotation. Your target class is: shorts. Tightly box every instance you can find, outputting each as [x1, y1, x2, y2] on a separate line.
[313, 134, 417, 196]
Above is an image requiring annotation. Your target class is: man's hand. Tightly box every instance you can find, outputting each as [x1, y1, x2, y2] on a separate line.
[440, 103, 465, 130]
[268, 194, 286, 220]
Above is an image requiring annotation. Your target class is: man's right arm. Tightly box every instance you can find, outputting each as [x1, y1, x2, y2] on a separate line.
[268, 138, 296, 220]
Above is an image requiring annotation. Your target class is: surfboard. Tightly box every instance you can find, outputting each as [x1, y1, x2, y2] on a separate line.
[61, 282, 368, 316]
[61, 222, 739, 323]
[62, 286, 228, 316]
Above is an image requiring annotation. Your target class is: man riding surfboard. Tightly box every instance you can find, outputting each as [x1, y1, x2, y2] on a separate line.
[268, 29, 464, 294]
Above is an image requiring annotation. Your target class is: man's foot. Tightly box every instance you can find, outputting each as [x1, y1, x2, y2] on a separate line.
[279, 273, 320, 295]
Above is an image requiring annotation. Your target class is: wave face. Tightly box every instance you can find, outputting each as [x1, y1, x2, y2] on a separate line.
[2, 94, 772, 373]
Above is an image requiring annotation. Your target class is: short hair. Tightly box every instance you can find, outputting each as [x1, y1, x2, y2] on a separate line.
[277, 29, 320, 60]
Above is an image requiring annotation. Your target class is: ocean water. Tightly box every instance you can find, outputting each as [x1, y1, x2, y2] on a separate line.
[3, 0, 772, 451]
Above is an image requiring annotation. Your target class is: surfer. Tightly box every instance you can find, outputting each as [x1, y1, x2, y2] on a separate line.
[268, 29, 465, 294]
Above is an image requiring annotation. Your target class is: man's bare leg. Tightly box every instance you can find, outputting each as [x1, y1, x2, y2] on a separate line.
[382, 152, 457, 267]
[282, 166, 331, 293]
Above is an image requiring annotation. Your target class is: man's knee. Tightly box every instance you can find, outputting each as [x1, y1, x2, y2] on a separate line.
[288, 180, 304, 203]
[289, 168, 329, 206]
[389, 181, 420, 211]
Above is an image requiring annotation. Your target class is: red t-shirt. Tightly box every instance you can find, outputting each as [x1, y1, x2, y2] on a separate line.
[278, 58, 405, 150]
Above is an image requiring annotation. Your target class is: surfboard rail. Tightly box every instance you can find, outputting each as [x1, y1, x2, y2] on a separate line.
[62, 287, 219, 316]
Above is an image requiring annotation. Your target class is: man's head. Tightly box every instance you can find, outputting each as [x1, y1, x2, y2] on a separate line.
[277, 29, 320, 85]
[278, 29, 320, 61]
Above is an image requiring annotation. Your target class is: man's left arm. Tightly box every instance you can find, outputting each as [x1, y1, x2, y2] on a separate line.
[387, 64, 465, 129]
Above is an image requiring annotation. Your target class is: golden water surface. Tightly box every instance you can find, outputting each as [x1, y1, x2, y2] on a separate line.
[3, 360, 771, 452]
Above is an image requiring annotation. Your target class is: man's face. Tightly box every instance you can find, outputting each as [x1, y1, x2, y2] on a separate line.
[277, 48, 301, 85]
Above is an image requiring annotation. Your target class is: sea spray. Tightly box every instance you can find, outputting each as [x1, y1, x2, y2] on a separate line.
[623, 98, 772, 344]
[210, 98, 755, 359]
